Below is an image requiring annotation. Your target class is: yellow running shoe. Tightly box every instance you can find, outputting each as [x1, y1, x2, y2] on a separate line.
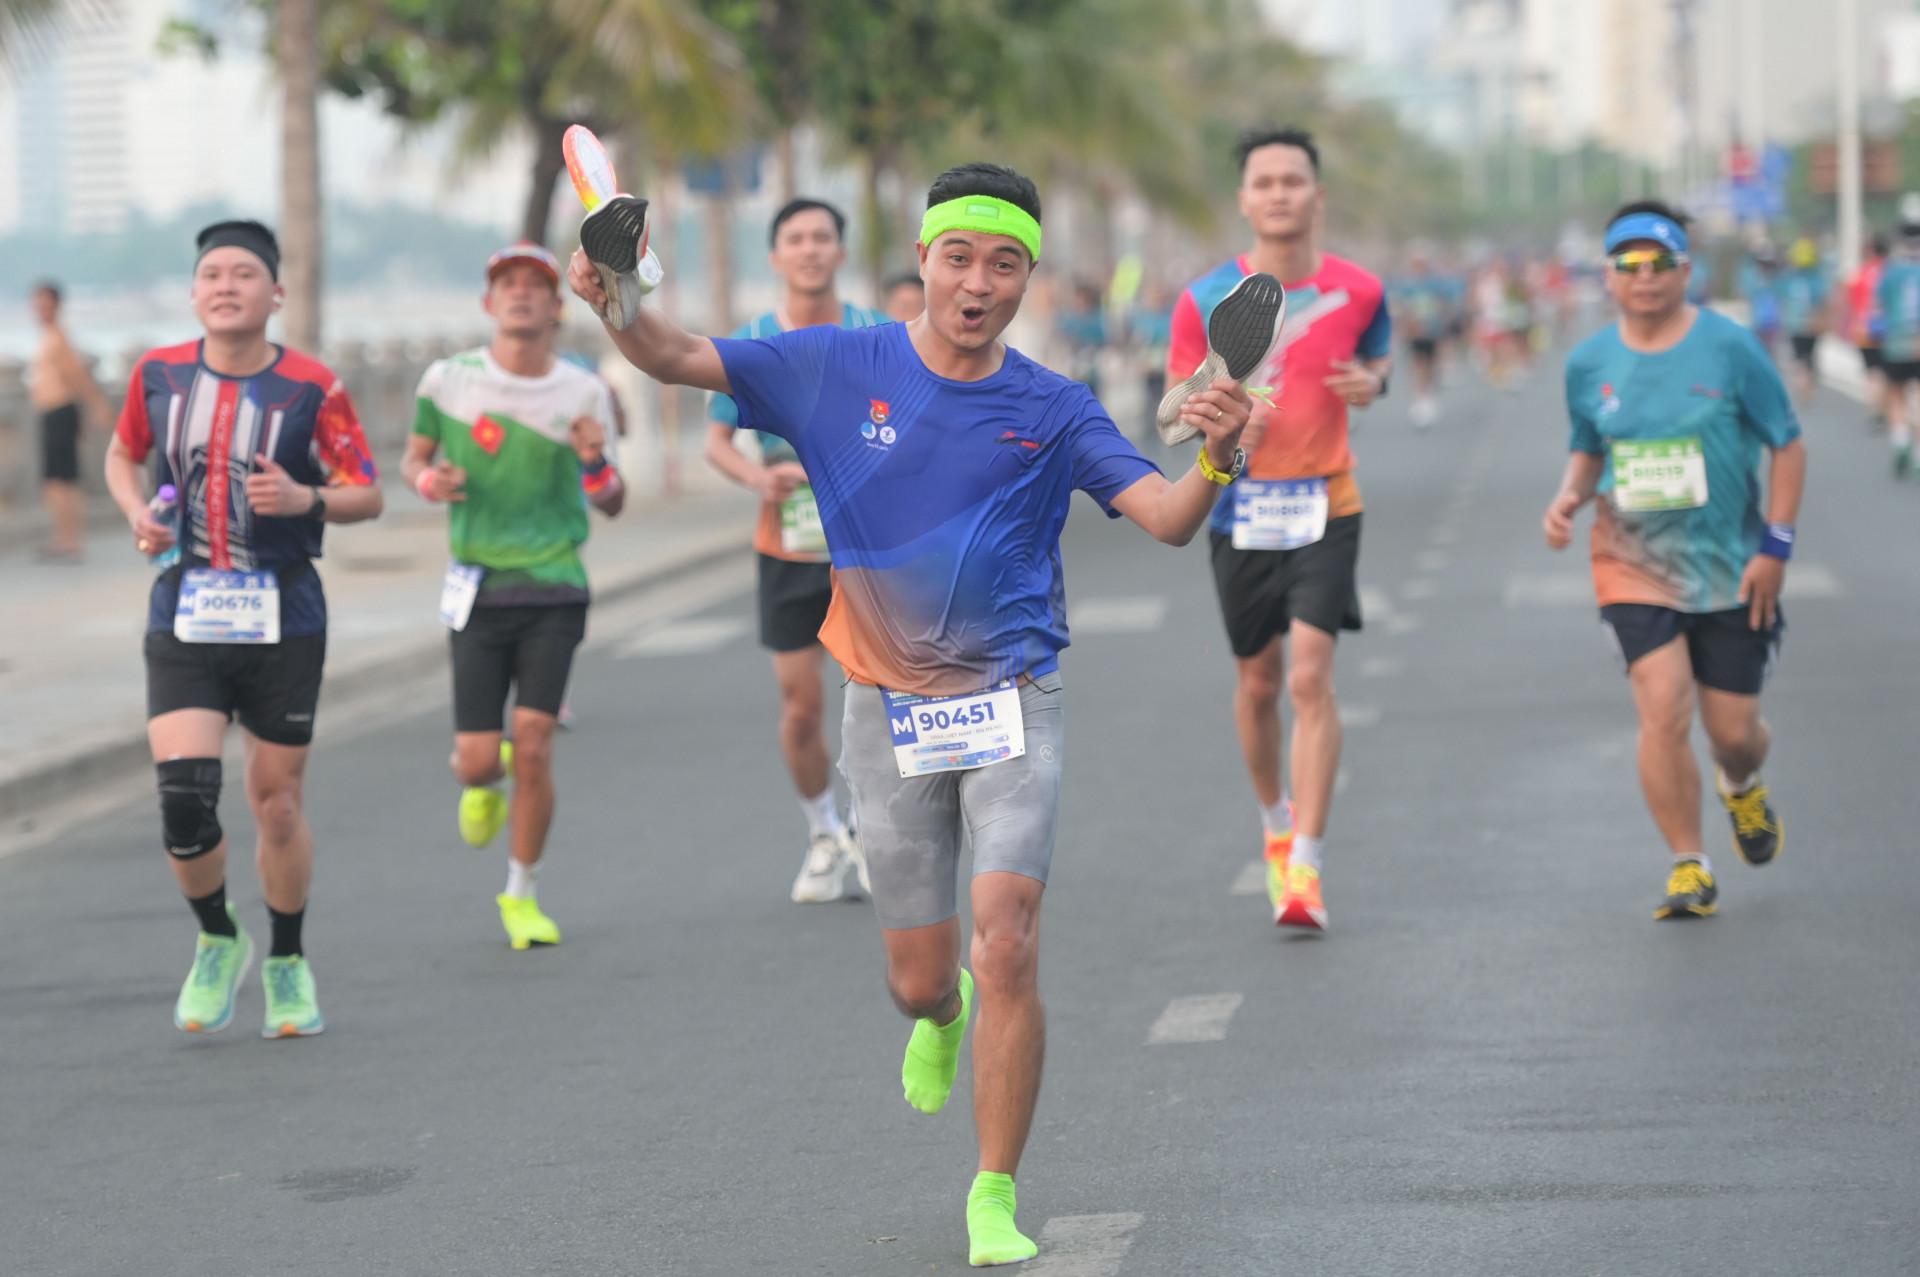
[497, 893, 560, 949]
[1654, 859, 1717, 919]
[459, 740, 512, 847]
[1717, 776, 1783, 866]
[1275, 863, 1326, 931]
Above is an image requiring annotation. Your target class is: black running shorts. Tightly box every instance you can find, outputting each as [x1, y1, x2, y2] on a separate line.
[41, 403, 80, 482]
[757, 553, 833, 653]
[1790, 334, 1817, 368]
[1409, 337, 1438, 360]
[1600, 603, 1783, 696]
[450, 603, 587, 732]
[145, 629, 327, 746]
[1860, 344, 1884, 371]
[1209, 513, 1363, 658]
[1884, 360, 1920, 385]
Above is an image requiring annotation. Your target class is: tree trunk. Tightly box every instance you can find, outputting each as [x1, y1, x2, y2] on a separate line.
[705, 169, 735, 335]
[774, 128, 796, 203]
[279, 0, 322, 352]
[523, 116, 569, 245]
[862, 151, 886, 301]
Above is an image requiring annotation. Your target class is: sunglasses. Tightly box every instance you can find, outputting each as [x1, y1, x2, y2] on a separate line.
[1609, 249, 1689, 274]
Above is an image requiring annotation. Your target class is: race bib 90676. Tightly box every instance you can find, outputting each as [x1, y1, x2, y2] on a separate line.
[174, 568, 279, 644]
[1232, 477, 1329, 551]
[1611, 437, 1708, 512]
[882, 680, 1025, 778]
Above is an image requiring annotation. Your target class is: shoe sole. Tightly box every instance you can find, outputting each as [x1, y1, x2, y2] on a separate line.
[580, 195, 650, 274]
[1654, 904, 1717, 919]
[1275, 901, 1326, 930]
[264, 1017, 325, 1039]
[175, 935, 254, 1034]
[1156, 272, 1287, 445]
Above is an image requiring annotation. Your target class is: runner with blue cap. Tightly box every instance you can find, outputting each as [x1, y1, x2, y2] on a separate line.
[1543, 199, 1806, 921]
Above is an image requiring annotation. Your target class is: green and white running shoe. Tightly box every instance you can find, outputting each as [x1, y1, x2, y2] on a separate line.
[459, 740, 512, 847]
[173, 903, 252, 1033]
[261, 955, 325, 1038]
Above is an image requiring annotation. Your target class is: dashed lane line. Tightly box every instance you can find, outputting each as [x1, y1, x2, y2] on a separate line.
[616, 617, 751, 658]
[1230, 861, 1265, 895]
[1025, 1213, 1144, 1276]
[1068, 595, 1169, 634]
[1147, 993, 1243, 1044]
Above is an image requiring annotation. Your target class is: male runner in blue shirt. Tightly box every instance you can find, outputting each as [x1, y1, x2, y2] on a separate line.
[573, 161, 1269, 1266]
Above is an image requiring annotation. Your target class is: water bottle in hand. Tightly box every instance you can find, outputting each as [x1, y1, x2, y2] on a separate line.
[148, 484, 180, 569]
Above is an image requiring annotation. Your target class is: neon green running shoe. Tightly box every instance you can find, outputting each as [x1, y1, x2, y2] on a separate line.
[903, 968, 972, 1114]
[261, 954, 325, 1038]
[967, 1172, 1038, 1267]
[173, 903, 252, 1033]
[459, 740, 512, 847]
[497, 893, 560, 949]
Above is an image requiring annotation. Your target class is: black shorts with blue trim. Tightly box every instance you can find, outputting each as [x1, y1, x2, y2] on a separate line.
[1600, 603, 1782, 696]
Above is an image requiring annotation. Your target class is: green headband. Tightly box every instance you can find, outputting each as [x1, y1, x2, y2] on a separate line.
[919, 196, 1042, 263]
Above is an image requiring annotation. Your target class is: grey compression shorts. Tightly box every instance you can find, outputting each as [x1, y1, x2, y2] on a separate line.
[839, 672, 1064, 930]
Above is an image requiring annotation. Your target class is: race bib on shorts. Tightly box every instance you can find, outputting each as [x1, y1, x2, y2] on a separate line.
[439, 561, 485, 631]
[1611, 437, 1708, 512]
[174, 568, 279, 644]
[1232, 478, 1329, 550]
[780, 484, 828, 555]
[883, 680, 1025, 778]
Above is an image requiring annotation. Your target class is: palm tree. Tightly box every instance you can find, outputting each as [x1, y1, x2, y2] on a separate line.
[324, 0, 751, 246]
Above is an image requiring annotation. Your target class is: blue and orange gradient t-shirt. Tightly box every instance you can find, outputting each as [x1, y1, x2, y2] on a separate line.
[714, 323, 1159, 696]
[1169, 253, 1391, 532]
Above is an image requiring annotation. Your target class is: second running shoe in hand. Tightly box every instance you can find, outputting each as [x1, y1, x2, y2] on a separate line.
[563, 125, 662, 331]
[1156, 271, 1287, 446]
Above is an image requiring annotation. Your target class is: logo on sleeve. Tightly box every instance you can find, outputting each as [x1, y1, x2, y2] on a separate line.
[1598, 384, 1621, 418]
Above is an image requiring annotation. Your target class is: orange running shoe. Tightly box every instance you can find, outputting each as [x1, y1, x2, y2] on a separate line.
[1275, 863, 1327, 931]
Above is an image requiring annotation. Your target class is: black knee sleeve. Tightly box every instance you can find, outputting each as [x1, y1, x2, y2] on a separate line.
[157, 758, 223, 860]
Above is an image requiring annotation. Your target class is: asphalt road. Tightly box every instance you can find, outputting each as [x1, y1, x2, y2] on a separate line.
[7, 356, 1918, 1275]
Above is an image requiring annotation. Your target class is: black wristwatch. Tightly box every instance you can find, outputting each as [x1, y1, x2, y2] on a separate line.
[307, 487, 328, 521]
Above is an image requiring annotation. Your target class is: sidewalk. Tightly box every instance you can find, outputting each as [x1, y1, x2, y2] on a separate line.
[0, 474, 757, 819]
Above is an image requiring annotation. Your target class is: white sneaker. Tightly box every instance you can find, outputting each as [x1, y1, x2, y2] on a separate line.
[839, 826, 871, 898]
[1155, 272, 1288, 446]
[1410, 396, 1439, 429]
[791, 831, 851, 903]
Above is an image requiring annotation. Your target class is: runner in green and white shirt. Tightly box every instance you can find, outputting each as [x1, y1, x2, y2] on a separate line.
[402, 241, 625, 950]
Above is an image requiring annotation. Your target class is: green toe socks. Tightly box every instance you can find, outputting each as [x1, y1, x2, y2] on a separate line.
[967, 1172, 1038, 1267]
[902, 968, 973, 1114]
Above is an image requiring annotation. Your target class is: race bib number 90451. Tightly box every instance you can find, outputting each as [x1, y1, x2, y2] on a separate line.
[882, 680, 1025, 778]
[174, 568, 280, 644]
[1611, 437, 1708, 512]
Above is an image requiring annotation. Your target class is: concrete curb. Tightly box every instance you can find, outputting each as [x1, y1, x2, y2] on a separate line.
[0, 523, 752, 823]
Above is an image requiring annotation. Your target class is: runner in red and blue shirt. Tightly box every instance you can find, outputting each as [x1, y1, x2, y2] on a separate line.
[103, 219, 383, 1043]
[572, 160, 1255, 1266]
[1168, 126, 1392, 934]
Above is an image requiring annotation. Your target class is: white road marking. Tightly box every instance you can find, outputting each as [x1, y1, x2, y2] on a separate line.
[1384, 613, 1424, 634]
[1360, 656, 1405, 677]
[1357, 585, 1394, 620]
[1338, 766, 1350, 793]
[1147, 993, 1243, 1044]
[1401, 578, 1438, 600]
[583, 555, 756, 651]
[1069, 595, 1169, 634]
[1338, 705, 1380, 727]
[1505, 564, 1842, 610]
[1430, 527, 1459, 545]
[1415, 549, 1450, 571]
[1026, 1213, 1144, 1276]
[616, 617, 751, 657]
[1231, 861, 1265, 895]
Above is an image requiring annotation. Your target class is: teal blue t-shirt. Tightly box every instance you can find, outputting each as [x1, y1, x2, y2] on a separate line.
[1876, 254, 1920, 359]
[707, 303, 889, 463]
[1778, 267, 1828, 334]
[1565, 308, 1800, 614]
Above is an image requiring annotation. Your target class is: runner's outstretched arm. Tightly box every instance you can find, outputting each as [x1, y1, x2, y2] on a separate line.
[567, 250, 731, 394]
[1109, 376, 1251, 545]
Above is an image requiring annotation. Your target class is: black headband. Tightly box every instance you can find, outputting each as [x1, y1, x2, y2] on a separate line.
[196, 220, 281, 281]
